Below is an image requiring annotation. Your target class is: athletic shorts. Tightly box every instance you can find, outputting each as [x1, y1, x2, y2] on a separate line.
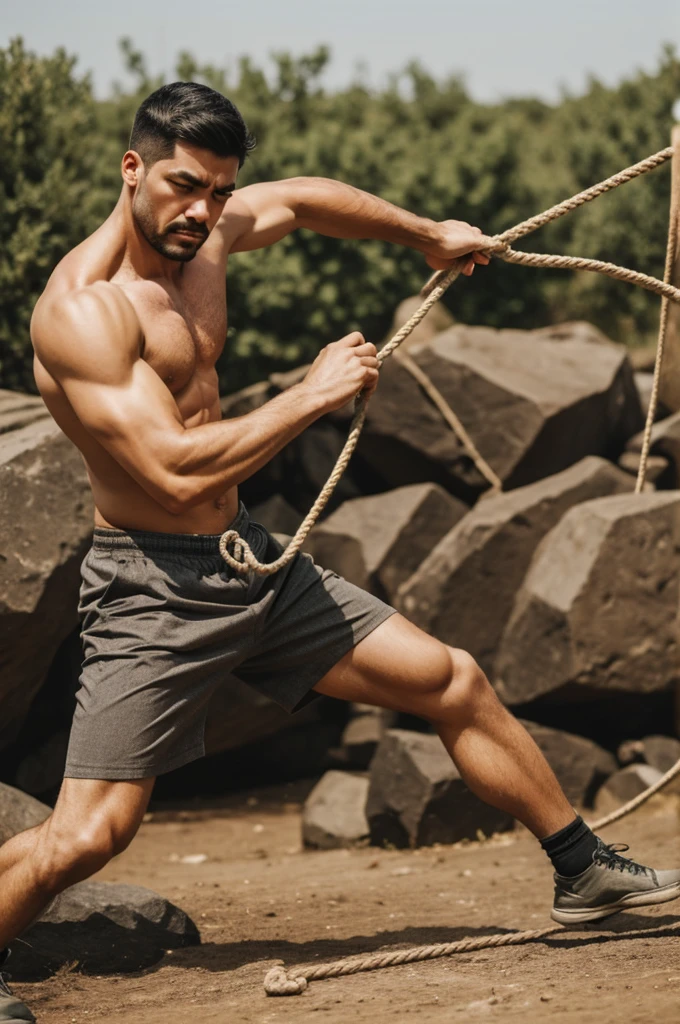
[64, 502, 396, 780]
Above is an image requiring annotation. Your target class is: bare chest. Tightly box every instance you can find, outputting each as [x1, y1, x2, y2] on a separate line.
[118, 276, 227, 419]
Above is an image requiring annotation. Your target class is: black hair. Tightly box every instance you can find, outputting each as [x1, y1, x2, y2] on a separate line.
[129, 81, 256, 168]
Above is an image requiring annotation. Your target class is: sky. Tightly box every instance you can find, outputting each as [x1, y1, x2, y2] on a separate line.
[1, 0, 679, 104]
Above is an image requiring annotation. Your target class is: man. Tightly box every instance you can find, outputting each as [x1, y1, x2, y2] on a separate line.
[1, 81, 677, 1022]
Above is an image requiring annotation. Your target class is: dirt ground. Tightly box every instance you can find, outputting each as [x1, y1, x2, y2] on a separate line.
[15, 785, 680, 1024]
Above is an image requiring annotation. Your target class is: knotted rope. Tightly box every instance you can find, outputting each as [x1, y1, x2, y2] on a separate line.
[220, 145, 679, 575]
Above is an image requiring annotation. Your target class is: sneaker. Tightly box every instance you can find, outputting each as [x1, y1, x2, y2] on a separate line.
[551, 838, 680, 924]
[0, 951, 35, 1023]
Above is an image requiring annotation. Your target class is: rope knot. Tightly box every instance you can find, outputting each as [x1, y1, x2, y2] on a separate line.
[218, 529, 250, 574]
[264, 966, 308, 996]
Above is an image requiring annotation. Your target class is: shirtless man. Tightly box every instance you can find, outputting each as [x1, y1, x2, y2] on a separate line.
[1, 81, 678, 1022]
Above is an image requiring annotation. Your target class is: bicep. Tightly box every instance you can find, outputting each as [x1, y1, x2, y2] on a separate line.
[220, 181, 298, 253]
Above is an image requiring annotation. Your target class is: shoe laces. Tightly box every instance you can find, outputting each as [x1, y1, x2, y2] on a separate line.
[593, 840, 649, 876]
[0, 950, 13, 994]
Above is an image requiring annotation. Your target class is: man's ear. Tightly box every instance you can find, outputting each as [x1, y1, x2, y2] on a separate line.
[121, 150, 144, 188]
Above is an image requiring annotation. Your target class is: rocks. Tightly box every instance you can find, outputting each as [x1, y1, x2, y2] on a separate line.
[339, 705, 396, 769]
[250, 494, 300, 536]
[519, 721, 617, 807]
[496, 492, 680, 705]
[616, 735, 680, 785]
[366, 729, 513, 847]
[302, 771, 370, 849]
[386, 294, 455, 352]
[396, 457, 633, 675]
[593, 764, 665, 817]
[617, 450, 669, 486]
[626, 412, 680, 487]
[350, 323, 642, 500]
[0, 417, 93, 750]
[303, 483, 467, 598]
[0, 389, 50, 435]
[0, 781, 50, 844]
[14, 881, 200, 980]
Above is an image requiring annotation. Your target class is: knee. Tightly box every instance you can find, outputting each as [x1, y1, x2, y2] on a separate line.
[439, 648, 494, 720]
[35, 816, 135, 893]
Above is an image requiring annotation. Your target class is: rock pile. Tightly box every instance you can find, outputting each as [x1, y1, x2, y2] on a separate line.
[2, 315, 678, 819]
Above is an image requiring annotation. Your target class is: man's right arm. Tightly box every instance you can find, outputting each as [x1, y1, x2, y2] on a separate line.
[32, 283, 379, 515]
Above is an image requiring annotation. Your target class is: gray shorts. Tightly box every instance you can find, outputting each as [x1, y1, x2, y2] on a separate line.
[64, 503, 395, 781]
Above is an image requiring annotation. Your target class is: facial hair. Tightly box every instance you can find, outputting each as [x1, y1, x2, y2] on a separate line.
[132, 180, 208, 262]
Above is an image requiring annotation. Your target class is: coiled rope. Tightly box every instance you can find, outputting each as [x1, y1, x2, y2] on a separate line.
[220, 145, 679, 575]
[260, 142, 680, 995]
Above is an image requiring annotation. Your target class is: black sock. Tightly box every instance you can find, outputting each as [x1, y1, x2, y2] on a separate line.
[540, 815, 599, 877]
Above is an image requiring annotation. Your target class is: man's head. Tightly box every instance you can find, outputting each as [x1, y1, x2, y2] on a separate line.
[123, 82, 256, 262]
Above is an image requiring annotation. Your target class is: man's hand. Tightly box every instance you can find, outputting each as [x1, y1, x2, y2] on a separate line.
[424, 220, 494, 277]
[300, 332, 380, 412]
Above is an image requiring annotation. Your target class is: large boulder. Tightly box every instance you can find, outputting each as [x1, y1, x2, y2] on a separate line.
[14, 881, 200, 980]
[302, 770, 370, 849]
[341, 324, 643, 502]
[0, 416, 93, 750]
[495, 492, 680, 705]
[519, 721, 617, 807]
[303, 483, 467, 599]
[366, 729, 513, 847]
[396, 457, 633, 676]
[593, 764, 667, 817]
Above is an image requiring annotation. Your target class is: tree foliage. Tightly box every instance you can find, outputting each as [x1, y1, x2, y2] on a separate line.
[1, 37, 679, 395]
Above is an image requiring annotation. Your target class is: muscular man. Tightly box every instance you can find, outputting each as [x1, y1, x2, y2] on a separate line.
[1, 82, 678, 1022]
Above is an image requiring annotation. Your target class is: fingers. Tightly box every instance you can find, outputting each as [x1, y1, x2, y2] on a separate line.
[338, 331, 366, 347]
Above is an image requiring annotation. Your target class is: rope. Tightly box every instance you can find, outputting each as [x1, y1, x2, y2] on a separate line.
[220, 146, 677, 575]
[264, 919, 680, 995]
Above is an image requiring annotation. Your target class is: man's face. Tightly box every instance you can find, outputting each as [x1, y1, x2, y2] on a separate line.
[129, 142, 239, 261]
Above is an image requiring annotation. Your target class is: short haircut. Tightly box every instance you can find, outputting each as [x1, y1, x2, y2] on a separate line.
[129, 81, 256, 168]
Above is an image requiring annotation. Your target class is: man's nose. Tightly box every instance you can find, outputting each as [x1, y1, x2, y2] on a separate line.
[185, 199, 210, 223]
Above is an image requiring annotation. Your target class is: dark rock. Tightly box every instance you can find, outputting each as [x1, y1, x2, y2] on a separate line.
[396, 457, 633, 676]
[340, 707, 396, 769]
[0, 417, 93, 750]
[0, 781, 50, 844]
[302, 770, 370, 849]
[519, 721, 617, 807]
[304, 483, 466, 599]
[496, 492, 680, 705]
[14, 881, 200, 980]
[346, 323, 642, 501]
[366, 729, 513, 847]
[626, 412, 680, 487]
[593, 764, 664, 817]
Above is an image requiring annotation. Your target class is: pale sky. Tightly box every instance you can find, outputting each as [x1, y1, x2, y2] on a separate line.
[2, 0, 679, 103]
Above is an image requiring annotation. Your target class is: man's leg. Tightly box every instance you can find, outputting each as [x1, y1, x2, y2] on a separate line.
[314, 613, 573, 837]
[314, 614, 680, 922]
[0, 776, 154, 950]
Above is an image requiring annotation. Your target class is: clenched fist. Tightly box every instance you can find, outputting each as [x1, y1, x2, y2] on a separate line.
[301, 332, 380, 412]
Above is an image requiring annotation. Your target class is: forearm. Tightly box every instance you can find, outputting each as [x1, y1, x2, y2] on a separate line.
[171, 383, 325, 511]
[291, 176, 443, 252]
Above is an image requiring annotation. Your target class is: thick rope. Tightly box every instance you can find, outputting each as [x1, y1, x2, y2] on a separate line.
[264, 919, 680, 995]
[221, 146, 677, 575]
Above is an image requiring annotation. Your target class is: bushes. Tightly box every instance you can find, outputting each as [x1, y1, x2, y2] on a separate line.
[2, 37, 678, 396]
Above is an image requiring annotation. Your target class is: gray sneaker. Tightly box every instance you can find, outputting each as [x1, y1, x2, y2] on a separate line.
[0, 951, 35, 1023]
[551, 839, 680, 924]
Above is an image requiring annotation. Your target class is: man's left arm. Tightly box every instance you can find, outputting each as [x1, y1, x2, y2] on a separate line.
[220, 176, 492, 275]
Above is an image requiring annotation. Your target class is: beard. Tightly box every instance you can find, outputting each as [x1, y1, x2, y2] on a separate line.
[132, 183, 208, 262]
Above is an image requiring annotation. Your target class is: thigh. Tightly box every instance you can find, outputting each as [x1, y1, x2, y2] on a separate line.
[313, 612, 456, 718]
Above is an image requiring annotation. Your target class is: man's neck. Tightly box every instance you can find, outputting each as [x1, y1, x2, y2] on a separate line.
[113, 188, 186, 284]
